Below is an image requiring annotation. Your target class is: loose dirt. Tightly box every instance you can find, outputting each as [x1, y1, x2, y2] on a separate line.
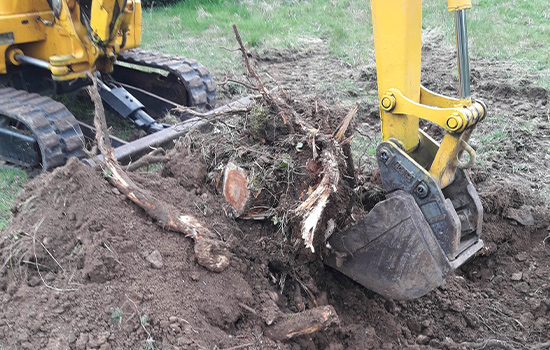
[1, 33, 549, 350]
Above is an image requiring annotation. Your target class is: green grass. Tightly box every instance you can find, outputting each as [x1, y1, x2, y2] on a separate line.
[474, 114, 509, 163]
[0, 166, 27, 230]
[424, 0, 550, 88]
[141, 0, 374, 75]
[142, 0, 550, 87]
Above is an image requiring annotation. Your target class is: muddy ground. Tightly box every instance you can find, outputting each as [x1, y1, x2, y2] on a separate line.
[1, 33, 549, 350]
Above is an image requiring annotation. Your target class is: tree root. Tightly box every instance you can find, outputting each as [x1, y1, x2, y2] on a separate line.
[124, 148, 168, 172]
[86, 76, 231, 273]
[264, 305, 339, 342]
[295, 151, 340, 252]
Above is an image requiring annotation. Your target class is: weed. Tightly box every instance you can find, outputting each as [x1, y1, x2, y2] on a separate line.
[278, 153, 293, 170]
[138, 163, 165, 173]
[110, 308, 124, 325]
[103, 168, 113, 178]
[248, 105, 270, 138]
[351, 132, 381, 172]
[0, 166, 28, 230]
[143, 338, 158, 350]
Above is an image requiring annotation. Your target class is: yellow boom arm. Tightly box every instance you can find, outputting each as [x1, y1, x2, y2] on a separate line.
[371, 0, 486, 188]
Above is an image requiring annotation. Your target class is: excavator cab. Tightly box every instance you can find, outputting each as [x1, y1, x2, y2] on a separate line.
[326, 0, 486, 299]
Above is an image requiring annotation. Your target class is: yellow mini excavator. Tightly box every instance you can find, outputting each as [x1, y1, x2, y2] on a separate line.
[0, 0, 486, 300]
[0, 0, 215, 170]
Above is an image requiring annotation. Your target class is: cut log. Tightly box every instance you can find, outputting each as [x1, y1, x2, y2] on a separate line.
[222, 162, 275, 219]
[223, 162, 251, 217]
[264, 305, 339, 341]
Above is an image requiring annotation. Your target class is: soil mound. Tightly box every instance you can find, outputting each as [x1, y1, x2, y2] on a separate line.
[2, 148, 549, 350]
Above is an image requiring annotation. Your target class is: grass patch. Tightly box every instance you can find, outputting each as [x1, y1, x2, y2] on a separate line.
[141, 0, 374, 75]
[0, 166, 28, 230]
[142, 0, 550, 87]
[423, 0, 550, 88]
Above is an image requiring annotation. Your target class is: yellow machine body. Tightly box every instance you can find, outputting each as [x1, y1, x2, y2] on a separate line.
[0, 0, 142, 80]
[0, 0, 215, 173]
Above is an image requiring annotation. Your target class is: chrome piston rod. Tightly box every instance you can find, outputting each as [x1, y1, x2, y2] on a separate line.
[454, 9, 470, 100]
[14, 54, 50, 70]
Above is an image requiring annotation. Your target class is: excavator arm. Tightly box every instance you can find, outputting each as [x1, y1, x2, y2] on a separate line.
[326, 0, 486, 300]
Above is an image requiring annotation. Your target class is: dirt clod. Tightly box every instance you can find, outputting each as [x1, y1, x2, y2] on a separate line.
[146, 250, 164, 269]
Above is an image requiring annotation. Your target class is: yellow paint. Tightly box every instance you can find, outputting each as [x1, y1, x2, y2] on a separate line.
[429, 133, 464, 188]
[0, 0, 142, 79]
[371, 0, 422, 152]
[381, 87, 485, 133]
[448, 0, 472, 11]
[371, 0, 485, 188]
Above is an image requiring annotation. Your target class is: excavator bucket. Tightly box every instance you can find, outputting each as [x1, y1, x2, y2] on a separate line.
[325, 140, 484, 300]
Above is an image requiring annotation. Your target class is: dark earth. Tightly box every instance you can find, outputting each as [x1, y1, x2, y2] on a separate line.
[0, 32, 549, 350]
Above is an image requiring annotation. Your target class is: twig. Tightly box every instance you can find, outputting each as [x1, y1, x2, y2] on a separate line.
[124, 148, 168, 172]
[30, 218, 78, 292]
[173, 104, 252, 119]
[333, 102, 359, 141]
[232, 24, 271, 102]
[457, 339, 516, 350]
[39, 240, 64, 272]
[264, 72, 288, 98]
[238, 303, 259, 316]
[125, 295, 154, 344]
[21, 260, 52, 270]
[531, 341, 550, 350]
[219, 46, 241, 52]
[232, 23, 295, 133]
[220, 343, 255, 350]
[103, 242, 123, 265]
[292, 274, 318, 307]
[220, 79, 259, 91]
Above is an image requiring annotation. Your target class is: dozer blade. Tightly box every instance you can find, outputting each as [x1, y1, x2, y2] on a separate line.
[326, 140, 483, 300]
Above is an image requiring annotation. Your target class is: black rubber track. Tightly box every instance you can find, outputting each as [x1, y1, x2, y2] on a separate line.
[0, 88, 85, 171]
[117, 48, 216, 110]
